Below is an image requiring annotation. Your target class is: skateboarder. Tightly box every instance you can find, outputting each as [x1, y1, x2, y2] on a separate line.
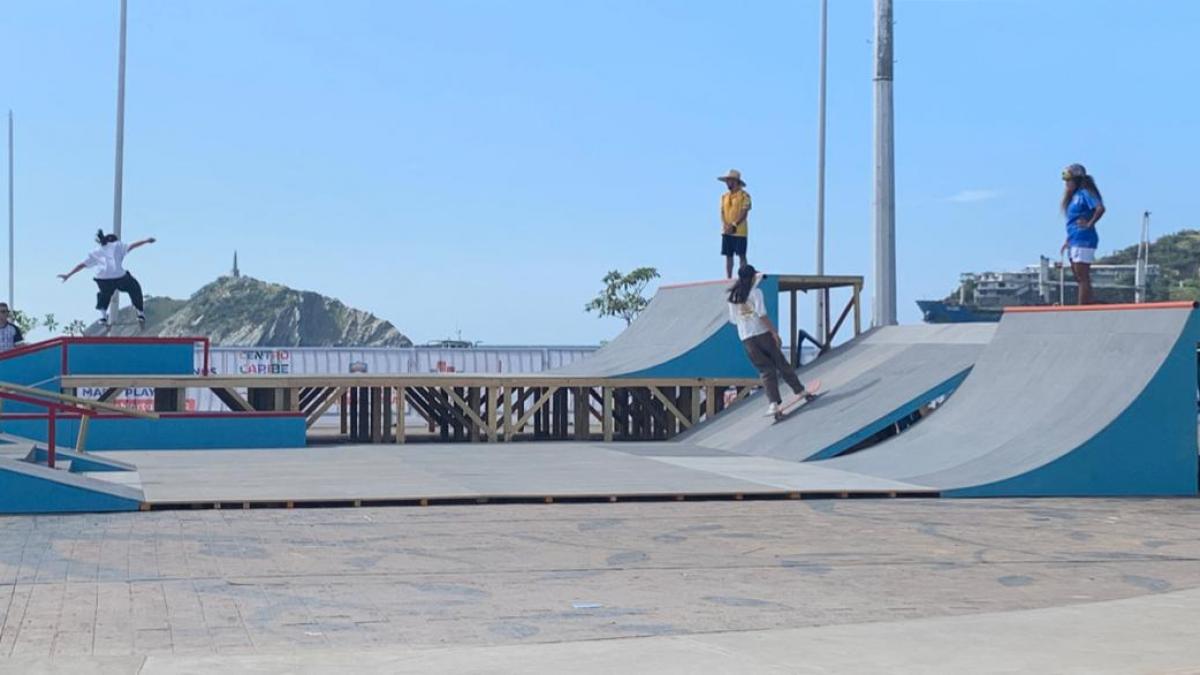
[57, 230, 156, 328]
[727, 264, 815, 416]
[718, 169, 751, 279]
[1060, 163, 1105, 305]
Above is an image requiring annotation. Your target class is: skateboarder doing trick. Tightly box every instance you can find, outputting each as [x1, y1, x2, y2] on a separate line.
[727, 264, 816, 417]
[58, 230, 156, 329]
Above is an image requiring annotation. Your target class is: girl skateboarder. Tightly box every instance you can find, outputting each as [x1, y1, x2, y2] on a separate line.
[727, 264, 816, 416]
[58, 230, 156, 328]
[1059, 163, 1105, 305]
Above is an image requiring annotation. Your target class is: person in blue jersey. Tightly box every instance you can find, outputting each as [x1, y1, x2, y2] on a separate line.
[727, 264, 815, 416]
[1060, 164, 1106, 305]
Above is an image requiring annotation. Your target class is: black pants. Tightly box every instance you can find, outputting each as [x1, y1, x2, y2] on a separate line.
[742, 332, 804, 404]
[94, 272, 144, 312]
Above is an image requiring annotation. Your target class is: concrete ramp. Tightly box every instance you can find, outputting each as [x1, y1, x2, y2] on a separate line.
[678, 324, 994, 461]
[0, 455, 143, 513]
[552, 277, 778, 378]
[822, 303, 1200, 497]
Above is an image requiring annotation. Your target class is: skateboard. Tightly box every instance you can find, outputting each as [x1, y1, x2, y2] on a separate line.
[97, 320, 145, 335]
[769, 379, 822, 423]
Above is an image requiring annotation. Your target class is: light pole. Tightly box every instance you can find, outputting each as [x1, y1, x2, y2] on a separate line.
[814, 0, 829, 343]
[111, 0, 128, 318]
[872, 0, 897, 327]
[6, 110, 12, 308]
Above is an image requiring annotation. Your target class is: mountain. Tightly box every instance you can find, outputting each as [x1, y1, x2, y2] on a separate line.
[1097, 229, 1200, 302]
[90, 275, 412, 347]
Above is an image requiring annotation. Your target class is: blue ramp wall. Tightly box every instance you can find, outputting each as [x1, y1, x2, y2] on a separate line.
[627, 276, 780, 379]
[4, 414, 307, 451]
[64, 341, 196, 375]
[0, 458, 142, 513]
[951, 311, 1200, 497]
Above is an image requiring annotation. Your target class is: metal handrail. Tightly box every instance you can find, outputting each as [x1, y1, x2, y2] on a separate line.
[0, 383, 156, 468]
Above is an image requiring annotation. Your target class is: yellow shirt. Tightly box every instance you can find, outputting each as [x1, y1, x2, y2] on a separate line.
[720, 189, 751, 237]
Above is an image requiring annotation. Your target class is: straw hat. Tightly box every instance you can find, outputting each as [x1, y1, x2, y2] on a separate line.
[717, 169, 746, 186]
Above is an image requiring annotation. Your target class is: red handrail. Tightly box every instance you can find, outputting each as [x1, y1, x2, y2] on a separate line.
[0, 336, 211, 376]
[0, 390, 110, 469]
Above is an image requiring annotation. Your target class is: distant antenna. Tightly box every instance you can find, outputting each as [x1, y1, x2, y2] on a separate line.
[232, 250, 240, 278]
[1135, 211, 1151, 303]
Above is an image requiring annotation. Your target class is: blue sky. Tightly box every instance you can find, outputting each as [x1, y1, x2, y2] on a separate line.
[3, 0, 1196, 343]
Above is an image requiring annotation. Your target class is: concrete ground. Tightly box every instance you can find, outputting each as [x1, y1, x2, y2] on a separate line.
[1, 498, 1198, 673]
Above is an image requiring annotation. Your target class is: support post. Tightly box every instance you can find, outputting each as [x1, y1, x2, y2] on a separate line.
[395, 386, 406, 444]
[873, 0, 897, 327]
[602, 387, 613, 442]
[76, 413, 90, 454]
[47, 408, 56, 469]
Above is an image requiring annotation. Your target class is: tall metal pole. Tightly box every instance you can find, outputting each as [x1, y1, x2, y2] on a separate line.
[872, 0, 897, 326]
[814, 0, 829, 343]
[111, 0, 128, 317]
[6, 111, 12, 308]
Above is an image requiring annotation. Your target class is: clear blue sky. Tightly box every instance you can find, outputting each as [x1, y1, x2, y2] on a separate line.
[4, 0, 1196, 344]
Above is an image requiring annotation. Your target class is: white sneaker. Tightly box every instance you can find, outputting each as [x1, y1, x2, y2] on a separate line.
[766, 402, 780, 416]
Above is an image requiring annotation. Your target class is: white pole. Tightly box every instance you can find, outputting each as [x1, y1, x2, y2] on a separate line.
[6, 110, 12, 308]
[872, 0, 897, 327]
[814, 0, 828, 343]
[111, 0, 128, 318]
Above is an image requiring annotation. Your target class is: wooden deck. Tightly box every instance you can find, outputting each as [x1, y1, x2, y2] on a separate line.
[61, 374, 760, 444]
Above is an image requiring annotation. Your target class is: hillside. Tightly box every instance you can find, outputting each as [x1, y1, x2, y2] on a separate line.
[1097, 229, 1200, 302]
[91, 275, 412, 347]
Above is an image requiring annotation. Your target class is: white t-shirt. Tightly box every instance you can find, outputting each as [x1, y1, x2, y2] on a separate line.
[84, 241, 129, 280]
[728, 286, 769, 341]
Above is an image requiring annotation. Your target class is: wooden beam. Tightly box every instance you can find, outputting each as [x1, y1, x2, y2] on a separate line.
[371, 387, 383, 443]
[305, 386, 347, 429]
[690, 385, 701, 425]
[706, 385, 717, 419]
[444, 387, 487, 429]
[395, 386, 406, 444]
[648, 386, 692, 429]
[211, 386, 254, 412]
[602, 387, 613, 442]
[502, 386, 514, 441]
[512, 386, 559, 433]
[829, 294, 856, 345]
[486, 386, 498, 443]
[99, 387, 121, 403]
[853, 283, 862, 335]
[75, 415, 91, 453]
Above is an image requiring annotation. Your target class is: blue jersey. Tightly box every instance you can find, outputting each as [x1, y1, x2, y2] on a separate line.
[1065, 188, 1101, 248]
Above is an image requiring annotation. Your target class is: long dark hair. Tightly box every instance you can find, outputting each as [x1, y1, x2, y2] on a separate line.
[727, 264, 758, 304]
[95, 229, 119, 245]
[1061, 175, 1102, 212]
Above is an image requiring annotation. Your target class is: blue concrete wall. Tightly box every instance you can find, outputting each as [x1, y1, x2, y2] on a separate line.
[4, 414, 307, 451]
[0, 459, 141, 513]
[627, 275, 780, 379]
[953, 311, 1200, 497]
[65, 342, 196, 375]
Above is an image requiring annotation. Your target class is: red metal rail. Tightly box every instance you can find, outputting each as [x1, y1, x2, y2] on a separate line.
[0, 336, 211, 376]
[0, 390, 108, 469]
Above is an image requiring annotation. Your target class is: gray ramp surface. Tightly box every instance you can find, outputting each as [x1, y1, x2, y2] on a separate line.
[679, 324, 994, 461]
[821, 307, 1190, 490]
[551, 280, 732, 377]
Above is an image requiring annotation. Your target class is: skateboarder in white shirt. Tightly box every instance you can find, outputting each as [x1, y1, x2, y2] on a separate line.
[57, 230, 156, 328]
[727, 264, 816, 416]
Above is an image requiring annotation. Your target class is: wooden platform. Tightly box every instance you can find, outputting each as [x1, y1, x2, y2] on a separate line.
[61, 374, 760, 444]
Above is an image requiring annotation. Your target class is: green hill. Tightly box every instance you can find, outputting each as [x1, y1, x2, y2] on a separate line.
[1097, 229, 1200, 302]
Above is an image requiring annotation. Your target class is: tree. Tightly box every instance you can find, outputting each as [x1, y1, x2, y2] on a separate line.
[41, 314, 58, 334]
[7, 309, 36, 334]
[64, 320, 87, 337]
[585, 267, 660, 326]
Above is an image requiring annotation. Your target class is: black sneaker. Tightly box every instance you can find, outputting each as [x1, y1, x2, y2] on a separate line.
[98, 317, 109, 326]
[137, 315, 146, 325]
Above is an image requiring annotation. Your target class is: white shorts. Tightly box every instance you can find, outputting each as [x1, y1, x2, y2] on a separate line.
[1068, 247, 1096, 264]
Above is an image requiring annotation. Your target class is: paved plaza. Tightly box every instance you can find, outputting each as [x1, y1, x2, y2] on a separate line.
[1, 497, 1199, 673]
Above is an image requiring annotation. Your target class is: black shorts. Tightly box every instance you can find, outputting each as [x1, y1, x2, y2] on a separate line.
[721, 234, 747, 257]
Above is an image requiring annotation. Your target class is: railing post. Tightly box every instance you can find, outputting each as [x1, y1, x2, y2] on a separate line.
[47, 407, 56, 469]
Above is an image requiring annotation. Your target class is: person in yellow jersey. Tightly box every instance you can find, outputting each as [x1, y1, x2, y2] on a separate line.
[718, 169, 751, 279]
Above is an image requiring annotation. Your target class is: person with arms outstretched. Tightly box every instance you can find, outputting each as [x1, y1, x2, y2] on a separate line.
[718, 169, 751, 279]
[728, 264, 815, 417]
[1060, 164, 1105, 305]
[58, 230, 156, 328]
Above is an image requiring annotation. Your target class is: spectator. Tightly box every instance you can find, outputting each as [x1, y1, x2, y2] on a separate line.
[0, 303, 25, 352]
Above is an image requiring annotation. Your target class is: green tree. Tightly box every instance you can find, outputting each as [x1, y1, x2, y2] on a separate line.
[585, 267, 660, 325]
[41, 314, 59, 334]
[7, 309, 36, 334]
[64, 319, 87, 337]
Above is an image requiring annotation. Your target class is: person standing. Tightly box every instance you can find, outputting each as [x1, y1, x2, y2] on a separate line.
[0, 303, 25, 352]
[1060, 164, 1106, 305]
[57, 230, 156, 327]
[727, 264, 815, 416]
[718, 169, 751, 279]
